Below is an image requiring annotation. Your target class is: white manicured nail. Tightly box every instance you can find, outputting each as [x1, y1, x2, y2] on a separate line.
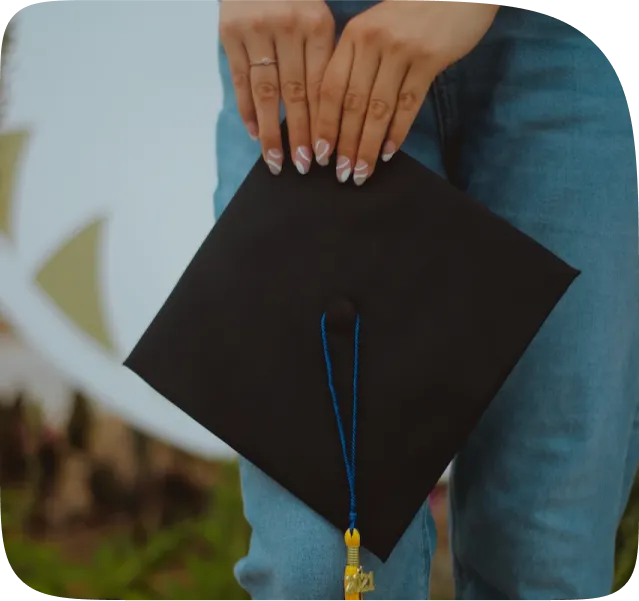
[266, 148, 282, 175]
[314, 139, 331, 166]
[353, 159, 368, 186]
[247, 121, 259, 141]
[336, 156, 351, 183]
[381, 140, 396, 162]
[295, 146, 311, 175]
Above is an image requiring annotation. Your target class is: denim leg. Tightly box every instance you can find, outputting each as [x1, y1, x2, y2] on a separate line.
[213, 46, 261, 220]
[447, 8, 639, 599]
[235, 459, 437, 600]
[214, 27, 446, 596]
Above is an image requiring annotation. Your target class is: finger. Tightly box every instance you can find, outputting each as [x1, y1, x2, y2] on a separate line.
[304, 18, 335, 147]
[383, 61, 433, 165]
[354, 55, 409, 185]
[314, 39, 354, 167]
[335, 47, 381, 184]
[221, 37, 259, 140]
[245, 37, 283, 175]
[275, 31, 311, 175]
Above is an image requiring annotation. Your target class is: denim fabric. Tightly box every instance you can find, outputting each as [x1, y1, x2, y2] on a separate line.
[213, 5, 639, 600]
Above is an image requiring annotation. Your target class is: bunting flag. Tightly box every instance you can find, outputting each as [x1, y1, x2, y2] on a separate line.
[0, 130, 29, 240]
[36, 217, 116, 354]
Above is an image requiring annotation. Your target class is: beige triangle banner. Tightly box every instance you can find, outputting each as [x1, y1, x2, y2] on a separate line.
[36, 218, 116, 354]
[0, 130, 29, 240]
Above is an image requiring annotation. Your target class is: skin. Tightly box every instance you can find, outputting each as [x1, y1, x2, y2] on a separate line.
[219, 0, 335, 176]
[219, 1, 499, 184]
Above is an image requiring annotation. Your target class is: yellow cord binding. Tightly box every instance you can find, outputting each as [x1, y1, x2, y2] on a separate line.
[344, 529, 375, 600]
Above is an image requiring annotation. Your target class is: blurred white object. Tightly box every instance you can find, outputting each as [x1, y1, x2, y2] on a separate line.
[0, 2, 232, 458]
[0, 327, 71, 427]
[0, 4, 455, 480]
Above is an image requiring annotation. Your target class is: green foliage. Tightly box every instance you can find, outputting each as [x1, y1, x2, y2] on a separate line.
[166, 462, 250, 600]
[3, 464, 637, 599]
[2, 461, 250, 600]
[1, 20, 14, 126]
[0, 488, 21, 527]
[614, 473, 639, 592]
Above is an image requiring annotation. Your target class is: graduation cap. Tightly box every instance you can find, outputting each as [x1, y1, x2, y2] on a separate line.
[124, 148, 579, 566]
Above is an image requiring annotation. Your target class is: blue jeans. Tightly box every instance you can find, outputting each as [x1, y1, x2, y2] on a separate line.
[214, 5, 639, 599]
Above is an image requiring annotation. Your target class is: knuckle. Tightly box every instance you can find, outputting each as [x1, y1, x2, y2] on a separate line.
[389, 37, 408, 56]
[368, 97, 391, 121]
[232, 71, 250, 91]
[253, 81, 279, 102]
[306, 12, 334, 37]
[397, 90, 418, 112]
[220, 17, 250, 41]
[276, 11, 297, 34]
[358, 25, 383, 45]
[281, 80, 307, 104]
[249, 16, 267, 35]
[384, 37, 426, 59]
[343, 91, 364, 114]
[389, 35, 426, 58]
[319, 83, 341, 106]
[342, 19, 361, 42]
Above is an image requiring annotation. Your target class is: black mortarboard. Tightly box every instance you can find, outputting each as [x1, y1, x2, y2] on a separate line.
[124, 148, 578, 561]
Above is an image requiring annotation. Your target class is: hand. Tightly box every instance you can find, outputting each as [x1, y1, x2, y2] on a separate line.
[314, 1, 499, 184]
[220, 0, 335, 175]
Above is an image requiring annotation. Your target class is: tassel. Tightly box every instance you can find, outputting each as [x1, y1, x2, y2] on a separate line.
[344, 529, 375, 600]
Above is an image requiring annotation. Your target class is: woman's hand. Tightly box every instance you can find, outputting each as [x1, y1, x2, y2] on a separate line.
[220, 0, 335, 175]
[314, 1, 499, 184]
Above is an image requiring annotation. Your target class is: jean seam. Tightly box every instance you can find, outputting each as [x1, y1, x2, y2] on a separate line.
[448, 463, 463, 598]
[430, 75, 449, 155]
[422, 503, 433, 599]
[431, 67, 458, 158]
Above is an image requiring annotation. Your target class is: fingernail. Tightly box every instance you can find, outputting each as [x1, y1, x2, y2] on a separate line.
[294, 146, 312, 175]
[336, 156, 351, 183]
[265, 148, 282, 175]
[353, 159, 368, 186]
[381, 140, 396, 162]
[247, 121, 259, 141]
[314, 139, 331, 166]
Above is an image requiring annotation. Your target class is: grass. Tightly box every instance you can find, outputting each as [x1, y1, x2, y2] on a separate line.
[1, 463, 637, 599]
[1, 461, 250, 600]
[615, 473, 639, 592]
[0, 22, 15, 123]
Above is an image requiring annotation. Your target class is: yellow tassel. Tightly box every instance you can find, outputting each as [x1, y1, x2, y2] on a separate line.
[344, 529, 375, 600]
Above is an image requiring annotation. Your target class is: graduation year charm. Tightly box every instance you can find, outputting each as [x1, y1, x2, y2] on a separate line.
[344, 529, 375, 599]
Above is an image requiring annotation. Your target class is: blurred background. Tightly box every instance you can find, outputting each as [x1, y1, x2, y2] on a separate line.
[0, 2, 636, 599]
